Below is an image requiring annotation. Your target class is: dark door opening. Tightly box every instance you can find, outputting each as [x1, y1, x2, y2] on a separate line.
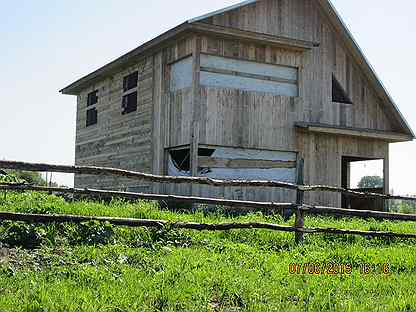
[341, 156, 385, 211]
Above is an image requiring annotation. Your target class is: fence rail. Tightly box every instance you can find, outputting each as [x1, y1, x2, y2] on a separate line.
[1, 183, 416, 222]
[1, 160, 416, 242]
[1, 160, 415, 201]
[1, 211, 416, 239]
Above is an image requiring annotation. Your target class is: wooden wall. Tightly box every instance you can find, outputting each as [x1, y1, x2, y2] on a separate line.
[152, 36, 195, 195]
[297, 132, 388, 207]
[201, 0, 400, 132]
[199, 35, 304, 150]
[74, 57, 154, 192]
[191, 0, 396, 206]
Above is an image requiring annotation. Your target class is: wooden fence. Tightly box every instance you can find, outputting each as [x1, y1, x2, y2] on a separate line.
[1, 160, 416, 243]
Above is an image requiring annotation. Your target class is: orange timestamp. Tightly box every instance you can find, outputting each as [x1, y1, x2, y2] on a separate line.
[289, 263, 391, 276]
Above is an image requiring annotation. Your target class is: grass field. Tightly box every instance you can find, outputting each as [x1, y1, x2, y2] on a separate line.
[1, 192, 416, 311]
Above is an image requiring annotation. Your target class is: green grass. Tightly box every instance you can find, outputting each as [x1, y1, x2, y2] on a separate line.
[0, 192, 416, 311]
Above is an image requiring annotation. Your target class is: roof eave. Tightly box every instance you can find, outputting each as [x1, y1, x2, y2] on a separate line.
[60, 22, 192, 95]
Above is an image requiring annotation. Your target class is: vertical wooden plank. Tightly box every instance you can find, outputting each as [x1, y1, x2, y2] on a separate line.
[190, 35, 202, 198]
[151, 54, 160, 194]
[295, 157, 305, 243]
[384, 145, 390, 212]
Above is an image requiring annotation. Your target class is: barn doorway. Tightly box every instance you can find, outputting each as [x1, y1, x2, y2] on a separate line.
[341, 157, 385, 210]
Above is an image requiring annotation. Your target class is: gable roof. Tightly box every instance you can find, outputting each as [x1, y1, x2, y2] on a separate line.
[60, 0, 414, 138]
[318, 0, 414, 138]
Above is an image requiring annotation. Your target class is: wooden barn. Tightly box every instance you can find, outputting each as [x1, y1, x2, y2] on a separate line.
[61, 0, 414, 210]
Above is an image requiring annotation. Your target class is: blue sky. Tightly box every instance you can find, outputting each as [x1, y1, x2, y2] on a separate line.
[1, 0, 415, 194]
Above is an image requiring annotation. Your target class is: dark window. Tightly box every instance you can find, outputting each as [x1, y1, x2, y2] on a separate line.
[332, 75, 352, 104]
[123, 72, 138, 92]
[86, 108, 97, 127]
[87, 90, 98, 106]
[122, 92, 137, 114]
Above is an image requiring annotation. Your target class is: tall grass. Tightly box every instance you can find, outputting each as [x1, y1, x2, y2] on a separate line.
[0, 192, 415, 311]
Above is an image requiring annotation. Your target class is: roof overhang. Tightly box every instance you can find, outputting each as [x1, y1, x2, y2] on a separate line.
[60, 20, 318, 95]
[190, 22, 319, 51]
[295, 122, 414, 143]
[60, 22, 191, 95]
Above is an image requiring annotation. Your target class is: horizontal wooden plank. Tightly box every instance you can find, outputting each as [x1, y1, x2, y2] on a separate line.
[201, 54, 298, 80]
[200, 66, 298, 85]
[198, 156, 296, 169]
[295, 122, 413, 142]
[200, 71, 298, 96]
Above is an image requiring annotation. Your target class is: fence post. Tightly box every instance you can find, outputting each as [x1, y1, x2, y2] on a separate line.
[295, 158, 305, 243]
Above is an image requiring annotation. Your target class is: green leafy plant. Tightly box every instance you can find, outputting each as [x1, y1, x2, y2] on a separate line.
[0, 221, 48, 249]
[71, 221, 115, 245]
[0, 173, 26, 184]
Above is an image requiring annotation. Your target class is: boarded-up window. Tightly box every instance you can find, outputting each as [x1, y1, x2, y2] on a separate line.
[86, 108, 97, 127]
[168, 146, 297, 183]
[123, 72, 138, 92]
[87, 90, 98, 106]
[332, 75, 352, 104]
[200, 55, 298, 96]
[170, 55, 298, 97]
[122, 91, 137, 114]
[170, 57, 193, 91]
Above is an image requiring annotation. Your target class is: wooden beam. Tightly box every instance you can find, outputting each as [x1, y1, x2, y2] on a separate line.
[200, 66, 298, 85]
[303, 204, 416, 222]
[189, 22, 319, 51]
[295, 122, 413, 142]
[0, 184, 294, 212]
[383, 148, 390, 212]
[1, 210, 416, 239]
[198, 157, 296, 169]
[1, 160, 416, 202]
[295, 158, 305, 243]
[2, 184, 416, 221]
[190, 35, 202, 201]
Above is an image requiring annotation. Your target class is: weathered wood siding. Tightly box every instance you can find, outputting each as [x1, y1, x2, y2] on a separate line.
[297, 133, 388, 207]
[200, 0, 399, 132]
[75, 57, 153, 192]
[199, 36, 304, 150]
[152, 37, 195, 195]
[192, 0, 395, 206]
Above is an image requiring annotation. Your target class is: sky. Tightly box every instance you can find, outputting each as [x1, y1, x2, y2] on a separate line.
[0, 0, 415, 195]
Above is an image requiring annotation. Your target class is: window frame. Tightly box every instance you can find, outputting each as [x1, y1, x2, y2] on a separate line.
[123, 71, 138, 92]
[87, 90, 98, 107]
[86, 107, 98, 127]
[121, 71, 139, 115]
[122, 91, 138, 115]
